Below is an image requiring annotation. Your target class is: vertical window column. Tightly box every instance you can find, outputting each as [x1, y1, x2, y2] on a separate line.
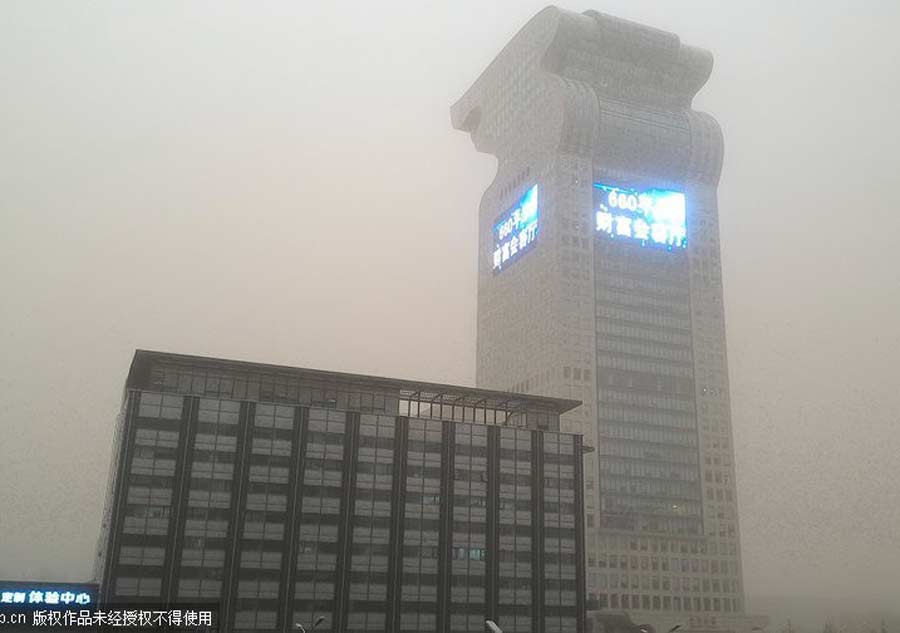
[398, 418, 443, 632]
[385, 417, 408, 632]
[292, 409, 347, 633]
[111, 391, 186, 601]
[345, 414, 395, 632]
[496, 428, 534, 633]
[232, 403, 295, 632]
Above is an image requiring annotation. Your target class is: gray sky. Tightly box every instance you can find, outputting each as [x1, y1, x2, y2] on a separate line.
[2, 0, 899, 617]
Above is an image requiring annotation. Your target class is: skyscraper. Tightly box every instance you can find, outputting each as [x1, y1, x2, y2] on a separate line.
[452, 8, 766, 632]
[95, 350, 586, 633]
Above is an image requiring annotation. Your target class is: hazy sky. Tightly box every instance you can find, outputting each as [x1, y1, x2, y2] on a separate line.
[2, 0, 899, 617]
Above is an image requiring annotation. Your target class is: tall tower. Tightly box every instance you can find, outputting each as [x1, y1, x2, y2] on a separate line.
[453, 8, 766, 632]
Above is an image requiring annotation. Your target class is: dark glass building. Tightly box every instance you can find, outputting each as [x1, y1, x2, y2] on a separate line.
[95, 350, 586, 633]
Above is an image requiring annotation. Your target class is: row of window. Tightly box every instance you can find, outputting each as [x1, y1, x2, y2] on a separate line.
[147, 369, 392, 414]
[601, 438, 698, 465]
[599, 402, 696, 430]
[602, 373, 694, 404]
[599, 514, 702, 536]
[601, 474, 701, 501]
[594, 573, 739, 594]
[134, 405, 571, 478]
[594, 592, 741, 613]
[596, 274, 691, 305]
[597, 304, 691, 331]
[598, 335, 693, 364]
[598, 319, 693, 347]
[603, 420, 698, 447]
[597, 533, 728, 555]
[596, 290, 690, 321]
[601, 456, 699, 481]
[598, 386, 696, 414]
[598, 352, 695, 377]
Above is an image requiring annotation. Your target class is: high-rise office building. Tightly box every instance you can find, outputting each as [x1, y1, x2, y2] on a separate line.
[452, 8, 766, 633]
[95, 350, 586, 633]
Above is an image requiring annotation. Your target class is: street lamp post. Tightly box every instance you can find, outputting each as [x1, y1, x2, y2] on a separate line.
[485, 619, 503, 633]
[643, 624, 682, 633]
[295, 616, 326, 633]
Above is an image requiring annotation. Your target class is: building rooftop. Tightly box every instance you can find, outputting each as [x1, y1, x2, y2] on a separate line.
[127, 349, 582, 427]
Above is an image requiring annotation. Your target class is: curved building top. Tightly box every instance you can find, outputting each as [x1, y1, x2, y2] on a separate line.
[451, 6, 722, 184]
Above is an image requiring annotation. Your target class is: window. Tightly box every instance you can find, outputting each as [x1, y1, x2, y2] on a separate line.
[198, 398, 240, 425]
[115, 576, 161, 597]
[138, 393, 183, 420]
[118, 546, 165, 566]
[254, 403, 294, 429]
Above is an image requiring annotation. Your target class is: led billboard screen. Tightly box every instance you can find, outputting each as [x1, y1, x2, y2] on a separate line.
[594, 183, 686, 249]
[492, 185, 538, 272]
[0, 581, 97, 610]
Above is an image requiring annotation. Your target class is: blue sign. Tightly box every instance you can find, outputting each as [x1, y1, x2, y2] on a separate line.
[493, 185, 538, 272]
[594, 183, 687, 249]
[0, 581, 96, 610]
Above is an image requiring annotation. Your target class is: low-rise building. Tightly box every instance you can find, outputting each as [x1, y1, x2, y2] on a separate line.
[95, 350, 587, 633]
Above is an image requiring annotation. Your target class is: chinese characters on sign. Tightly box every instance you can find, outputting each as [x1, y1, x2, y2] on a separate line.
[0, 589, 92, 606]
[594, 183, 687, 249]
[492, 185, 538, 272]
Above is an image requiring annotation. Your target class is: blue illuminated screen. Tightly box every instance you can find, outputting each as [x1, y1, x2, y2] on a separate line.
[492, 184, 538, 272]
[594, 183, 686, 249]
[0, 582, 96, 609]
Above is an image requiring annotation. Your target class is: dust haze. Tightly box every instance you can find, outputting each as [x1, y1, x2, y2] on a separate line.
[1, 0, 898, 627]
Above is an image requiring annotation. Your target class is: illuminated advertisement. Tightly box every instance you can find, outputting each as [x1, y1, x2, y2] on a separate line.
[594, 183, 687, 249]
[0, 581, 96, 610]
[492, 185, 538, 272]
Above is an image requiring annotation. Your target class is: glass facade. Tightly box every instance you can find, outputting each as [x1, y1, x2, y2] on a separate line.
[114, 393, 183, 600]
[453, 7, 762, 629]
[97, 352, 585, 633]
[542, 436, 579, 633]
[401, 418, 442, 632]
[496, 429, 533, 633]
[594, 237, 703, 537]
[449, 424, 488, 633]
[590, 226, 743, 616]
